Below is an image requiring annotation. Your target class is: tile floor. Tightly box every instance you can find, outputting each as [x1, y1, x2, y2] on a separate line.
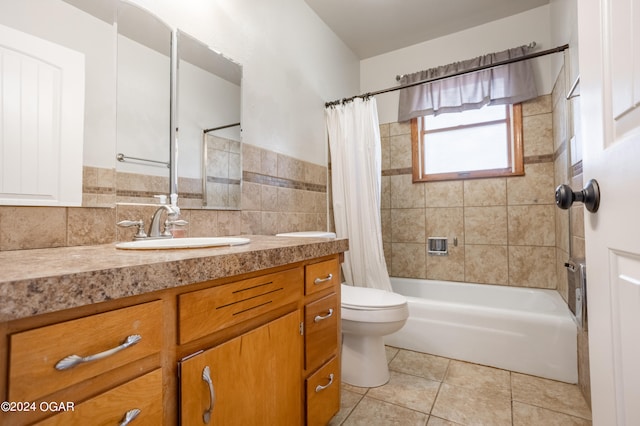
[330, 347, 592, 426]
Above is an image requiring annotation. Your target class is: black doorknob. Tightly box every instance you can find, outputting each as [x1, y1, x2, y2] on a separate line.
[555, 179, 600, 213]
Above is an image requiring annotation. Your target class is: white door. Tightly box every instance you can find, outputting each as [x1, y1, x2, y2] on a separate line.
[578, 0, 640, 424]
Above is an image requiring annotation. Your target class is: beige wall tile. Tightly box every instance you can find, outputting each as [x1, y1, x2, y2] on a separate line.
[391, 175, 425, 208]
[390, 121, 411, 136]
[261, 148, 277, 177]
[381, 176, 391, 209]
[390, 133, 412, 169]
[522, 94, 552, 116]
[507, 163, 555, 205]
[509, 246, 556, 288]
[391, 208, 426, 243]
[391, 242, 426, 278]
[427, 247, 464, 281]
[508, 205, 556, 246]
[241, 181, 261, 211]
[68, 207, 116, 246]
[261, 211, 278, 235]
[0, 207, 67, 250]
[556, 207, 570, 253]
[381, 136, 391, 171]
[261, 185, 278, 211]
[464, 206, 507, 245]
[523, 113, 554, 157]
[465, 245, 508, 285]
[426, 207, 463, 242]
[277, 154, 304, 181]
[186, 210, 218, 237]
[556, 248, 570, 301]
[425, 181, 463, 207]
[381, 208, 391, 243]
[463, 178, 506, 206]
[218, 210, 241, 235]
[379, 123, 390, 138]
[241, 210, 262, 234]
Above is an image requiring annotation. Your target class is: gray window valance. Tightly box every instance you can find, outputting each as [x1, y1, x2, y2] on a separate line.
[398, 45, 538, 121]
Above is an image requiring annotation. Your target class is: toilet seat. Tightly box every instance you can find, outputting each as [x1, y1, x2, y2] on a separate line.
[341, 283, 407, 310]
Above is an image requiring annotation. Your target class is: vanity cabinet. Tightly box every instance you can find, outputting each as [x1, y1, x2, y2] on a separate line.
[0, 251, 343, 426]
[180, 311, 302, 425]
[303, 257, 341, 426]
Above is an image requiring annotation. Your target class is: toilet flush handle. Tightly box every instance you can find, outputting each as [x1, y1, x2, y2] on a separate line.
[314, 274, 333, 285]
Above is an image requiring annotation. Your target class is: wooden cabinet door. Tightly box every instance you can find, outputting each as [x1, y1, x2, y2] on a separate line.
[180, 310, 302, 426]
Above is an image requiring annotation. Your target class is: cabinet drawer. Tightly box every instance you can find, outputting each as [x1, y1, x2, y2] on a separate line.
[306, 356, 340, 426]
[305, 257, 340, 295]
[9, 301, 163, 402]
[179, 267, 303, 344]
[305, 293, 338, 370]
[36, 368, 163, 425]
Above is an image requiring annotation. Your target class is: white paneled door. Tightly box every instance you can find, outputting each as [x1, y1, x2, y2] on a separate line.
[578, 0, 640, 424]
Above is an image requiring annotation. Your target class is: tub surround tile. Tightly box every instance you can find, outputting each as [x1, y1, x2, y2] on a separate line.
[424, 181, 463, 208]
[465, 245, 509, 285]
[390, 133, 413, 169]
[391, 243, 427, 278]
[381, 135, 391, 171]
[509, 246, 556, 288]
[508, 205, 556, 246]
[464, 206, 508, 245]
[523, 113, 554, 157]
[426, 246, 465, 282]
[392, 209, 426, 243]
[0, 235, 348, 322]
[511, 373, 592, 420]
[391, 175, 425, 208]
[507, 163, 556, 205]
[523, 94, 552, 117]
[389, 121, 411, 137]
[463, 178, 506, 206]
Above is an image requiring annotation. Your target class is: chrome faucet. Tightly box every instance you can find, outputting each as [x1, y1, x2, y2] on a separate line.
[148, 204, 180, 238]
[117, 199, 188, 240]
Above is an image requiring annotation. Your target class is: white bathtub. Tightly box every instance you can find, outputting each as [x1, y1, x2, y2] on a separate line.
[384, 277, 578, 383]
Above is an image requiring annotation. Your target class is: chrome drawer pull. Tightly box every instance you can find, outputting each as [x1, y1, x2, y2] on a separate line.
[314, 308, 334, 323]
[119, 408, 140, 426]
[315, 373, 334, 393]
[202, 366, 216, 424]
[54, 334, 142, 371]
[314, 273, 333, 285]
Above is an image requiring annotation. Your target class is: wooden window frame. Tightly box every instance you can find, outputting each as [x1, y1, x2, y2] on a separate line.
[411, 103, 524, 182]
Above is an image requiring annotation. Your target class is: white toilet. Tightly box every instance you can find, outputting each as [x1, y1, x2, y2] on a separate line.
[275, 231, 409, 388]
[341, 283, 408, 387]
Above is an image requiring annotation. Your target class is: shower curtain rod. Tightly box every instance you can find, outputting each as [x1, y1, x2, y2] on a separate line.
[203, 122, 241, 134]
[324, 44, 569, 108]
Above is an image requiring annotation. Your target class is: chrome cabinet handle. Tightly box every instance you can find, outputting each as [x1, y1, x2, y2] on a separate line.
[202, 366, 215, 424]
[119, 408, 140, 426]
[314, 308, 334, 323]
[55, 334, 142, 371]
[314, 273, 333, 285]
[315, 373, 334, 392]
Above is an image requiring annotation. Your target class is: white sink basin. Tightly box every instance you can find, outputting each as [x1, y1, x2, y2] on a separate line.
[115, 237, 250, 250]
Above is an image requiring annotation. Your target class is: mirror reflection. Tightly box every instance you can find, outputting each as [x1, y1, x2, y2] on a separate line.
[0, 0, 117, 207]
[115, 1, 172, 203]
[176, 30, 242, 210]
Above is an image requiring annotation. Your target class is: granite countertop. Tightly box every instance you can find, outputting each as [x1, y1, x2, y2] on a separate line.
[0, 235, 348, 322]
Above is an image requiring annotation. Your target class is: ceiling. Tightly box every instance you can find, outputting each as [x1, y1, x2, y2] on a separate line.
[304, 0, 550, 59]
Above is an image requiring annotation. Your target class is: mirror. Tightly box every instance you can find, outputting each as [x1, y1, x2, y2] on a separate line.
[115, 1, 172, 204]
[176, 30, 242, 210]
[0, 0, 117, 207]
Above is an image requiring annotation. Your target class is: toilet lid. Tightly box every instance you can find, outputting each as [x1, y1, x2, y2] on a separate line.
[341, 283, 407, 309]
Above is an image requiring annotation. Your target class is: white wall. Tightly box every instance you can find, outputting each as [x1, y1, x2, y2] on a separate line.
[361, 6, 554, 124]
[128, 0, 360, 167]
[550, 0, 579, 87]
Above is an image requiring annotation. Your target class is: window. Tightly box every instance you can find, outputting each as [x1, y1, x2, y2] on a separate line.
[411, 103, 524, 182]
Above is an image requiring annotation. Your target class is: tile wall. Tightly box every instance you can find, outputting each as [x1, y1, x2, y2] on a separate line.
[0, 143, 328, 251]
[380, 94, 557, 289]
[553, 65, 590, 406]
